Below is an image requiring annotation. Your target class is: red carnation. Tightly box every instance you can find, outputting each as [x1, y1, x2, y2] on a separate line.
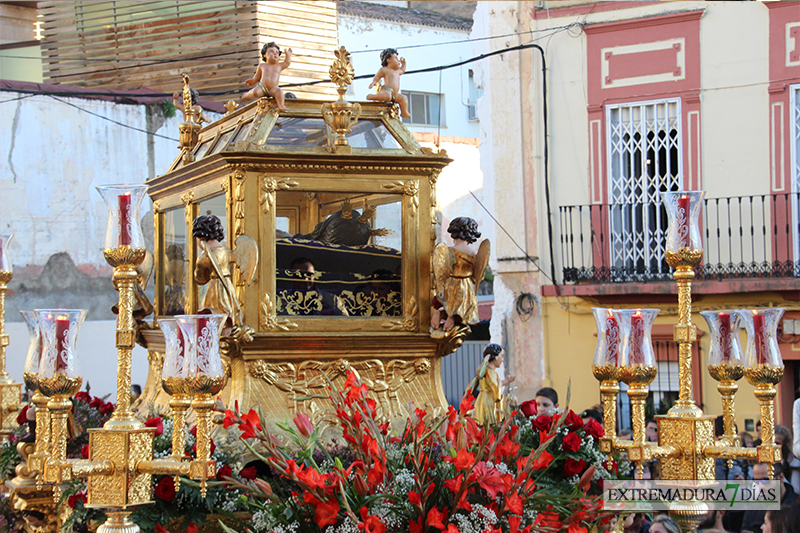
[216, 464, 232, 481]
[240, 466, 257, 480]
[154, 477, 176, 502]
[562, 432, 582, 452]
[519, 400, 537, 418]
[145, 417, 164, 437]
[583, 418, 604, 440]
[563, 458, 587, 478]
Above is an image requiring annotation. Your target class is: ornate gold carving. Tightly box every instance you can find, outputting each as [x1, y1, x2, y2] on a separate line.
[260, 176, 299, 214]
[186, 375, 226, 396]
[382, 296, 418, 331]
[260, 293, 299, 331]
[665, 248, 704, 269]
[431, 323, 470, 357]
[338, 290, 402, 317]
[232, 170, 246, 238]
[38, 375, 82, 398]
[103, 247, 146, 269]
[251, 357, 431, 419]
[224, 100, 239, 114]
[382, 180, 419, 217]
[181, 190, 194, 206]
[329, 46, 355, 88]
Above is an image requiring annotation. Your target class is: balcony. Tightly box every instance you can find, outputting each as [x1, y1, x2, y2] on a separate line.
[558, 193, 800, 287]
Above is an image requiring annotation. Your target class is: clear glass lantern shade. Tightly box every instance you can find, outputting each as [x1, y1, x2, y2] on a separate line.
[0, 233, 13, 276]
[701, 310, 744, 367]
[738, 308, 785, 369]
[20, 310, 41, 390]
[617, 308, 659, 368]
[175, 314, 226, 380]
[96, 184, 149, 249]
[662, 190, 705, 253]
[36, 309, 87, 380]
[593, 308, 622, 368]
[160, 319, 187, 379]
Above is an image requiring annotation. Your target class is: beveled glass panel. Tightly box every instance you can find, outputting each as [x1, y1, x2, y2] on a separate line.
[347, 120, 403, 149]
[207, 128, 236, 155]
[274, 191, 402, 318]
[163, 206, 187, 315]
[262, 117, 329, 147]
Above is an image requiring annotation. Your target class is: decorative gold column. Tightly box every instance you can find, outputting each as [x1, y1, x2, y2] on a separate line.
[593, 365, 619, 455]
[0, 234, 22, 443]
[745, 366, 784, 479]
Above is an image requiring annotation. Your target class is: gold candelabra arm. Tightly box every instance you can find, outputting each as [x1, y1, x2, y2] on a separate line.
[703, 442, 758, 462]
[620, 365, 657, 478]
[136, 458, 191, 477]
[190, 395, 217, 497]
[42, 395, 75, 502]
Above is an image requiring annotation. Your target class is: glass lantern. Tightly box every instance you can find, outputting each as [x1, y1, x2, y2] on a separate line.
[96, 184, 149, 251]
[36, 309, 87, 396]
[738, 309, 785, 369]
[0, 233, 12, 280]
[592, 308, 622, 381]
[617, 308, 659, 368]
[20, 310, 42, 392]
[175, 314, 226, 395]
[160, 318, 188, 396]
[662, 191, 705, 254]
[701, 310, 745, 368]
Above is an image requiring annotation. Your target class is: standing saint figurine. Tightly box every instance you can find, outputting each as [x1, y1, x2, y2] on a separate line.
[432, 217, 490, 331]
[367, 48, 411, 118]
[242, 41, 293, 110]
[471, 344, 516, 425]
[193, 215, 258, 328]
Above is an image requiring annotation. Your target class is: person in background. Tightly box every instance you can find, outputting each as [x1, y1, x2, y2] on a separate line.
[534, 387, 559, 416]
[739, 431, 755, 448]
[775, 424, 800, 493]
[741, 462, 798, 533]
[754, 420, 763, 446]
[650, 516, 680, 533]
[645, 418, 658, 442]
[698, 510, 727, 533]
[762, 506, 791, 533]
[131, 384, 141, 403]
[580, 408, 603, 425]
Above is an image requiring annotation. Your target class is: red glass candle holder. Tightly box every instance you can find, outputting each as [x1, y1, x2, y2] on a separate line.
[616, 308, 659, 368]
[592, 308, 622, 368]
[739, 309, 785, 369]
[37, 309, 86, 379]
[701, 310, 744, 367]
[662, 191, 705, 254]
[96, 184, 149, 251]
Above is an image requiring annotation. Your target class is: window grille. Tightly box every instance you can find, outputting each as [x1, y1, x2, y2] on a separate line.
[607, 99, 682, 281]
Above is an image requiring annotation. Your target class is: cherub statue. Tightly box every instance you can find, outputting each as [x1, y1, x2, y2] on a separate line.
[242, 41, 293, 110]
[367, 48, 411, 118]
[432, 217, 490, 331]
[192, 215, 258, 328]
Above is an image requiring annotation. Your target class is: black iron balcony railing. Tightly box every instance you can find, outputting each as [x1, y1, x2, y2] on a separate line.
[559, 192, 800, 284]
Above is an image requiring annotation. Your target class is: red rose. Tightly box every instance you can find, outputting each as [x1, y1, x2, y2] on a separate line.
[531, 415, 552, 433]
[187, 524, 199, 533]
[81, 444, 90, 459]
[145, 417, 164, 437]
[75, 391, 92, 403]
[240, 466, 257, 480]
[189, 425, 197, 437]
[216, 464, 232, 481]
[519, 400, 537, 418]
[154, 477, 176, 502]
[89, 397, 103, 409]
[16, 405, 31, 426]
[68, 492, 87, 509]
[584, 418, 604, 440]
[563, 458, 587, 478]
[562, 432, 582, 452]
[563, 410, 584, 431]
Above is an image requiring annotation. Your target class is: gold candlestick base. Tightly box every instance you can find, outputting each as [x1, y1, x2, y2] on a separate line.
[97, 510, 140, 533]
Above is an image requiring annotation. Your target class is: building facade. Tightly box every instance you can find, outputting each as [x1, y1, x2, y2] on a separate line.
[474, 1, 800, 429]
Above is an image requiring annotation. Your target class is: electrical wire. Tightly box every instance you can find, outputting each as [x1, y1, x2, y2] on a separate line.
[47, 95, 178, 142]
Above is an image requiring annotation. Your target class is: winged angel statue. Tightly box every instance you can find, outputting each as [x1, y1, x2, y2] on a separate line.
[192, 215, 258, 328]
[432, 217, 490, 331]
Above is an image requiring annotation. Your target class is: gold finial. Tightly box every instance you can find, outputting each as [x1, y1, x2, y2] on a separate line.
[329, 46, 355, 99]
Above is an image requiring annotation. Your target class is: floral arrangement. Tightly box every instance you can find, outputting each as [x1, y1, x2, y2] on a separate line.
[217, 370, 609, 533]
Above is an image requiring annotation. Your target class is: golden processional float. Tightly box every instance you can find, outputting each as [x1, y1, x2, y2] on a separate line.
[137, 48, 463, 426]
